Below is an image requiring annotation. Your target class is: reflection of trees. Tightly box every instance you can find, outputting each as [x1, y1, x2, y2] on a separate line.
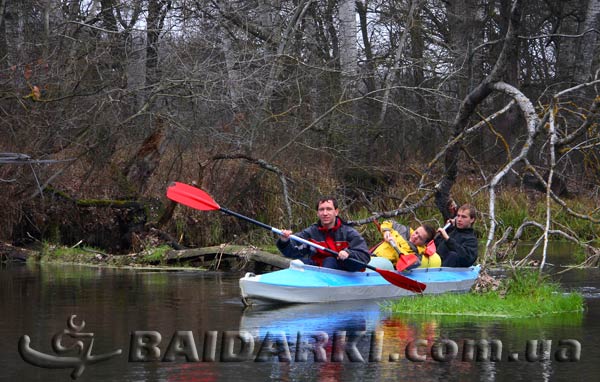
[7, 264, 242, 363]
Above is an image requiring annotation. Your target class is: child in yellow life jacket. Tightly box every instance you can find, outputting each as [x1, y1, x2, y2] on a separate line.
[371, 220, 436, 270]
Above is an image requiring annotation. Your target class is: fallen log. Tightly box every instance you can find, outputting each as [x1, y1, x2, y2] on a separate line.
[0, 242, 34, 262]
[165, 245, 291, 270]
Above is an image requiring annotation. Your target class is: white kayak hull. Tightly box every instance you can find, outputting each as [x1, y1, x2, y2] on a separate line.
[240, 259, 480, 305]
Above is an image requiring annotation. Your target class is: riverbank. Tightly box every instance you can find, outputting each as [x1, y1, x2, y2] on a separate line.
[0, 241, 290, 273]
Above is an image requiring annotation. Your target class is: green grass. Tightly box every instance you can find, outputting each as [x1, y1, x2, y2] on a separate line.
[384, 269, 584, 318]
[36, 242, 183, 268]
[39, 242, 105, 262]
[140, 245, 171, 264]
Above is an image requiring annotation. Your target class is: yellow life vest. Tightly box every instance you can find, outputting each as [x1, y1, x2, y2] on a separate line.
[371, 220, 442, 268]
[371, 221, 425, 266]
[418, 238, 442, 268]
[418, 252, 442, 268]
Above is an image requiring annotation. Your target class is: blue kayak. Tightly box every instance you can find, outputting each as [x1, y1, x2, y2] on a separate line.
[240, 259, 480, 305]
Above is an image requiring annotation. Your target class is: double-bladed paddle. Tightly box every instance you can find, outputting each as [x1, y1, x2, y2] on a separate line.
[166, 181, 426, 293]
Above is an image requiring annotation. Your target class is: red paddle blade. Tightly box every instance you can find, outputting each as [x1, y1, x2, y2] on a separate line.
[376, 268, 426, 293]
[395, 254, 418, 272]
[166, 182, 220, 211]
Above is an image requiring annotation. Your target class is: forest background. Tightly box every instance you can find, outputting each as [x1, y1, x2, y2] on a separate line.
[0, 0, 598, 268]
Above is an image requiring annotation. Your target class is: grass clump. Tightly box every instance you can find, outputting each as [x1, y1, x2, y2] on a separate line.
[38, 242, 106, 262]
[385, 269, 584, 318]
[140, 245, 171, 265]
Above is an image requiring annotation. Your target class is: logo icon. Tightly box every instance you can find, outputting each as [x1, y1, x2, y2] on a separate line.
[18, 315, 122, 379]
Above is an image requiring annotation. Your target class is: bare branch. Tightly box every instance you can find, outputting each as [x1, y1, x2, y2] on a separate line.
[484, 81, 540, 259]
[210, 154, 293, 226]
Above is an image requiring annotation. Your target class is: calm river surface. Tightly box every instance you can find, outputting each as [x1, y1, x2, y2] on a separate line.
[1, 252, 599, 381]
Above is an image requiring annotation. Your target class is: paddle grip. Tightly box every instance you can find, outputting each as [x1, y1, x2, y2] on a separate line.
[433, 220, 453, 240]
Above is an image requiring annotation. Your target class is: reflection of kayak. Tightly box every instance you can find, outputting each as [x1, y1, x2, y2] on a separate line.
[240, 300, 384, 340]
[240, 259, 480, 305]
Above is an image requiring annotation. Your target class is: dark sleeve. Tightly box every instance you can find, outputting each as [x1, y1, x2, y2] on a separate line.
[345, 227, 372, 264]
[445, 232, 478, 263]
[392, 221, 410, 241]
[276, 227, 315, 259]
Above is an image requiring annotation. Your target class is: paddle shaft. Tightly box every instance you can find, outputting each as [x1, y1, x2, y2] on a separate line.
[221, 207, 344, 257]
[437, 221, 453, 236]
[388, 239, 403, 256]
[221, 207, 385, 270]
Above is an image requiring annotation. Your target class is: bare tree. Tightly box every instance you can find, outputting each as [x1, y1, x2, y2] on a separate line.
[338, 0, 358, 89]
[1, 0, 599, 257]
[575, 0, 600, 82]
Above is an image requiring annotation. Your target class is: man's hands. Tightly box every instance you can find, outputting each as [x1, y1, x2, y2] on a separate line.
[279, 229, 292, 242]
[337, 250, 350, 260]
[383, 230, 392, 242]
[279, 229, 349, 260]
[436, 219, 454, 240]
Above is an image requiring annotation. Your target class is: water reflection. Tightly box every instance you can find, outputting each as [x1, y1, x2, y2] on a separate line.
[240, 300, 584, 350]
[238, 299, 588, 381]
[2, 261, 598, 382]
[240, 300, 382, 337]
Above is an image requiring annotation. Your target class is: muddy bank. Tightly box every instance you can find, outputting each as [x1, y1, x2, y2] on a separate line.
[0, 241, 289, 273]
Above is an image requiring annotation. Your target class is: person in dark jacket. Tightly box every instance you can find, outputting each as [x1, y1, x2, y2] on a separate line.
[276, 196, 371, 272]
[434, 204, 478, 267]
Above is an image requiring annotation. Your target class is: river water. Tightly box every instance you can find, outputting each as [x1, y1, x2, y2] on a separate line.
[1, 253, 599, 381]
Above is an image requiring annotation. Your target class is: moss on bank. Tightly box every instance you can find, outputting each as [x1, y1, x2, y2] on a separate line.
[32, 243, 197, 269]
[384, 269, 584, 318]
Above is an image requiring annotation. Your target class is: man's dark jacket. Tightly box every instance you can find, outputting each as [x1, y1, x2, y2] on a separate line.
[276, 217, 371, 267]
[434, 227, 478, 267]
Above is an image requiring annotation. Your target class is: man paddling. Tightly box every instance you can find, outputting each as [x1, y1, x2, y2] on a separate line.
[276, 196, 371, 272]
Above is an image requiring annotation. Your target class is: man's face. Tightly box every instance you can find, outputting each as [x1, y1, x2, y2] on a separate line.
[455, 208, 475, 229]
[317, 200, 338, 228]
[410, 226, 429, 246]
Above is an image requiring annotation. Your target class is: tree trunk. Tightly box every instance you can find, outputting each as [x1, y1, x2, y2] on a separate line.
[446, 0, 486, 99]
[575, 0, 600, 82]
[378, 0, 424, 126]
[436, 0, 523, 220]
[338, 0, 358, 90]
[2, 0, 25, 72]
[0, 0, 7, 64]
[100, 0, 126, 87]
[124, 117, 168, 195]
[554, 0, 584, 82]
[410, 6, 425, 87]
[222, 29, 243, 113]
[357, 0, 376, 94]
[146, 0, 161, 86]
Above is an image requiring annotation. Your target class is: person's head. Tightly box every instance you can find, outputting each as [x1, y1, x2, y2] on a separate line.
[455, 204, 476, 229]
[316, 196, 339, 228]
[409, 224, 436, 246]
